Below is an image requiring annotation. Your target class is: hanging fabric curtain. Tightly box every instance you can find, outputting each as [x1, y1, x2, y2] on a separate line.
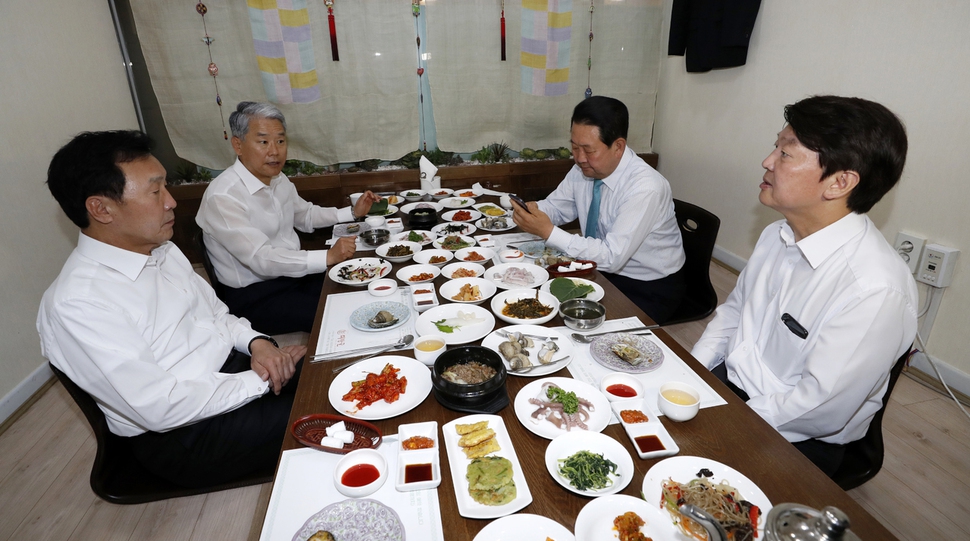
[130, 1, 418, 168]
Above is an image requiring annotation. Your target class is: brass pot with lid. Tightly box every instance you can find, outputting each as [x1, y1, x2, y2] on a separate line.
[679, 502, 860, 541]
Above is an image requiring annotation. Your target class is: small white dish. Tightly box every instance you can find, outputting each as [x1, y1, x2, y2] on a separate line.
[430, 188, 454, 200]
[439, 196, 476, 209]
[442, 209, 483, 223]
[375, 240, 422, 263]
[400, 201, 443, 215]
[410, 283, 439, 313]
[453, 187, 482, 198]
[391, 229, 435, 246]
[472, 202, 508, 217]
[439, 277, 497, 305]
[396, 421, 441, 492]
[658, 381, 701, 422]
[499, 249, 526, 264]
[398, 420, 439, 451]
[384, 217, 404, 233]
[413, 334, 448, 365]
[396, 264, 441, 284]
[455, 247, 495, 263]
[490, 288, 560, 325]
[365, 215, 386, 228]
[612, 399, 680, 460]
[368, 278, 398, 297]
[599, 373, 644, 402]
[412, 248, 454, 267]
[399, 188, 426, 202]
[333, 448, 388, 498]
[473, 234, 496, 248]
[441, 262, 486, 279]
[431, 222, 478, 237]
[487, 263, 549, 289]
[432, 234, 476, 251]
[544, 431, 634, 497]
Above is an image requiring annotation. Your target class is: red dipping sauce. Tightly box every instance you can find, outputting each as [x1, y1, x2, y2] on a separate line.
[341, 463, 380, 487]
[635, 435, 665, 453]
[375, 285, 391, 290]
[405, 463, 433, 483]
[606, 383, 638, 398]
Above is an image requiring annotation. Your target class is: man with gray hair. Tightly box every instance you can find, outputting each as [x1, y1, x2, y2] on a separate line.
[198, 101, 379, 334]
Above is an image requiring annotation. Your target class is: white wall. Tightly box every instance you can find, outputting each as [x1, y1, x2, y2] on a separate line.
[0, 1, 138, 420]
[655, 1, 970, 391]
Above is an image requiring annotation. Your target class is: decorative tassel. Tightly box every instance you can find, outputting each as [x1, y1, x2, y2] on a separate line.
[500, 1, 506, 61]
[325, 0, 339, 61]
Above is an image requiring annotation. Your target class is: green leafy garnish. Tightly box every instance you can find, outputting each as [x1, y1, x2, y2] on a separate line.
[546, 386, 579, 414]
[557, 450, 618, 491]
[549, 277, 596, 302]
[433, 319, 457, 333]
[368, 199, 389, 215]
[407, 230, 423, 242]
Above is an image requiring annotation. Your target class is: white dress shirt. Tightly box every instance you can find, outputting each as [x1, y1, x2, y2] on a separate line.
[537, 147, 685, 280]
[37, 234, 269, 437]
[196, 159, 355, 288]
[692, 213, 918, 444]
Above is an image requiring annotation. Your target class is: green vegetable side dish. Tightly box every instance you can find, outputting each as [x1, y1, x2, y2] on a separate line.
[368, 199, 389, 215]
[407, 231, 424, 243]
[546, 386, 579, 415]
[549, 277, 595, 302]
[433, 319, 457, 333]
[557, 450, 618, 491]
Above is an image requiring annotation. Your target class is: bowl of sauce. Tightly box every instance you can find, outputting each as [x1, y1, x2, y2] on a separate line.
[368, 278, 398, 297]
[599, 372, 644, 402]
[414, 334, 447, 366]
[657, 381, 700, 422]
[333, 448, 388, 498]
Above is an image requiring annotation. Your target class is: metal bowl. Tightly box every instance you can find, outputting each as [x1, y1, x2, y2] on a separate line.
[359, 228, 390, 248]
[559, 298, 606, 330]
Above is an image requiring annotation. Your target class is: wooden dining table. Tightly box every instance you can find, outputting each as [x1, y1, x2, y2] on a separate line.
[257, 201, 894, 540]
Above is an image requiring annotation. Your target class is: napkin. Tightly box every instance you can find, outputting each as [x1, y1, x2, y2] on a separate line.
[419, 156, 440, 192]
[472, 182, 507, 197]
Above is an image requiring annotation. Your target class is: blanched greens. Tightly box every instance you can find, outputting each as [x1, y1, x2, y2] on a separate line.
[557, 450, 618, 491]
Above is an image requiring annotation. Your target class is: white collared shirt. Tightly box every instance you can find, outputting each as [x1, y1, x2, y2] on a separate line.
[196, 159, 355, 288]
[537, 147, 685, 280]
[692, 213, 918, 444]
[37, 234, 268, 436]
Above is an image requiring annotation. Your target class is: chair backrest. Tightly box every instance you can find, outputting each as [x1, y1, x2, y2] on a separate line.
[665, 199, 720, 325]
[832, 348, 911, 490]
[196, 230, 227, 300]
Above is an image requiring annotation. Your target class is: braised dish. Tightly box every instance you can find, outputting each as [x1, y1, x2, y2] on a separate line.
[432, 346, 508, 413]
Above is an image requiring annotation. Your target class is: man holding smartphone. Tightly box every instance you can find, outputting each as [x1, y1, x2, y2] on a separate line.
[511, 96, 686, 324]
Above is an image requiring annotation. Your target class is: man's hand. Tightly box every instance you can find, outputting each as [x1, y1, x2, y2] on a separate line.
[353, 190, 382, 219]
[250, 339, 305, 394]
[511, 200, 554, 239]
[326, 236, 357, 266]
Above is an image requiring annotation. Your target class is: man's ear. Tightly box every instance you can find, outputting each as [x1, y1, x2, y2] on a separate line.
[85, 195, 114, 225]
[612, 137, 627, 154]
[823, 170, 860, 201]
[231, 136, 243, 157]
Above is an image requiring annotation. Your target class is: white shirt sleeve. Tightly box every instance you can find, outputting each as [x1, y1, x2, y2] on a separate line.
[691, 269, 746, 369]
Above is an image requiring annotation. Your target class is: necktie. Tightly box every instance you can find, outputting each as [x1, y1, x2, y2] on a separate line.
[585, 179, 604, 239]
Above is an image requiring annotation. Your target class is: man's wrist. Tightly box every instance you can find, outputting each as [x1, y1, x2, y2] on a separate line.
[248, 335, 279, 354]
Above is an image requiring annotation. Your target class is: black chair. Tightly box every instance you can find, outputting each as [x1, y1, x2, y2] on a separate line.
[196, 230, 228, 301]
[50, 364, 273, 504]
[832, 349, 912, 490]
[664, 199, 721, 325]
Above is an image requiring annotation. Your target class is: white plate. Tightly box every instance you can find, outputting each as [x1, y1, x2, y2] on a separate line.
[431, 222, 478, 237]
[475, 216, 516, 232]
[438, 277, 497, 305]
[414, 304, 496, 345]
[472, 202, 509, 217]
[369, 203, 399, 216]
[611, 399, 680, 460]
[400, 201, 442, 214]
[412, 248, 454, 267]
[453, 187, 483, 198]
[430, 188, 454, 199]
[328, 257, 393, 286]
[442, 209, 483, 223]
[490, 288, 560, 325]
[390, 229, 435, 246]
[442, 414, 533, 519]
[399, 188, 427, 201]
[328, 356, 433, 420]
[333, 222, 371, 237]
[513, 377, 612, 439]
[642, 456, 773, 540]
[589, 333, 664, 374]
[440, 196, 476, 209]
[292, 499, 406, 541]
[375, 240, 422, 263]
[539, 277, 606, 303]
[574, 494, 678, 541]
[481, 325, 574, 377]
[545, 431, 634, 497]
[441, 262, 486, 279]
[454, 247, 495, 263]
[432, 234, 476, 251]
[487, 263, 549, 289]
[395, 264, 441, 284]
[349, 301, 411, 333]
[472, 514, 574, 541]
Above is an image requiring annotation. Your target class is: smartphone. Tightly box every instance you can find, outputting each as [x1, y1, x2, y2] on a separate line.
[508, 193, 531, 214]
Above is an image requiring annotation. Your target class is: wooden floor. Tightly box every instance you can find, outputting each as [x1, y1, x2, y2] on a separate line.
[3, 262, 968, 540]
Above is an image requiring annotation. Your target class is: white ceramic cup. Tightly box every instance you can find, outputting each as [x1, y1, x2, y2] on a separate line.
[657, 381, 701, 422]
[365, 215, 386, 228]
[349, 192, 364, 205]
[500, 194, 512, 209]
[413, 334, 447, 366]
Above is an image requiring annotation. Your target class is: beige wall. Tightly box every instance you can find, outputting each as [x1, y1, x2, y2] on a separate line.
[655, 1, 970, 390]
[0, 1, 137, 418]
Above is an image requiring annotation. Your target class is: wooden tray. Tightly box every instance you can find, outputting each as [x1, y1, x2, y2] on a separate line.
[291, 413, 383, 454]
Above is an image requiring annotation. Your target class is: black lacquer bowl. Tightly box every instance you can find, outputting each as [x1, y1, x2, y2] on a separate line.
[431, 346, 508, 414]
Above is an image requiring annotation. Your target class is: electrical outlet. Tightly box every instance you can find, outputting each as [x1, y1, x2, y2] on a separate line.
[916, 243, 960, 288]
[894, 232, 925, 274]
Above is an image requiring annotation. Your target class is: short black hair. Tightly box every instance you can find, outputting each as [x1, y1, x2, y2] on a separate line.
[46, 130, 154, 228]
[571, 96, 629, 147]
[785, 95, 908, 213]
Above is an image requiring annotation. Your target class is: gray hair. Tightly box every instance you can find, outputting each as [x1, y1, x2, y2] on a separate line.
[229, 102, 287, 140]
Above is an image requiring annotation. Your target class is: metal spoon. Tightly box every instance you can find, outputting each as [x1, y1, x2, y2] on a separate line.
[571, 327, 656, 344]
[330, 334, 414, 374]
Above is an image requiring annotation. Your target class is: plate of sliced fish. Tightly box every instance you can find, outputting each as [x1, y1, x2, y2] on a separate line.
[349, 301, 411, 332]
[487, 263, 549, 289]
[481, 325, 573, 377]
[588, 333, 664, 373]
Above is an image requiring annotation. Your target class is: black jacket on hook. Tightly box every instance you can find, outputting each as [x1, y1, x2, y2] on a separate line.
[668, 0, 762, 73]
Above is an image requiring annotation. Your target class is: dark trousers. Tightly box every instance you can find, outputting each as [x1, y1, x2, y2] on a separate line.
[600, 268, 686, 325]
[711, 362, 846, 476]
[128, 350, 302, 488]
[221, 274, 325, 334]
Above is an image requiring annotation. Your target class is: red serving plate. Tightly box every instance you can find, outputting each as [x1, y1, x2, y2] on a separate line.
[291, 413, 383, 454]
[546, 259, 597, 278]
